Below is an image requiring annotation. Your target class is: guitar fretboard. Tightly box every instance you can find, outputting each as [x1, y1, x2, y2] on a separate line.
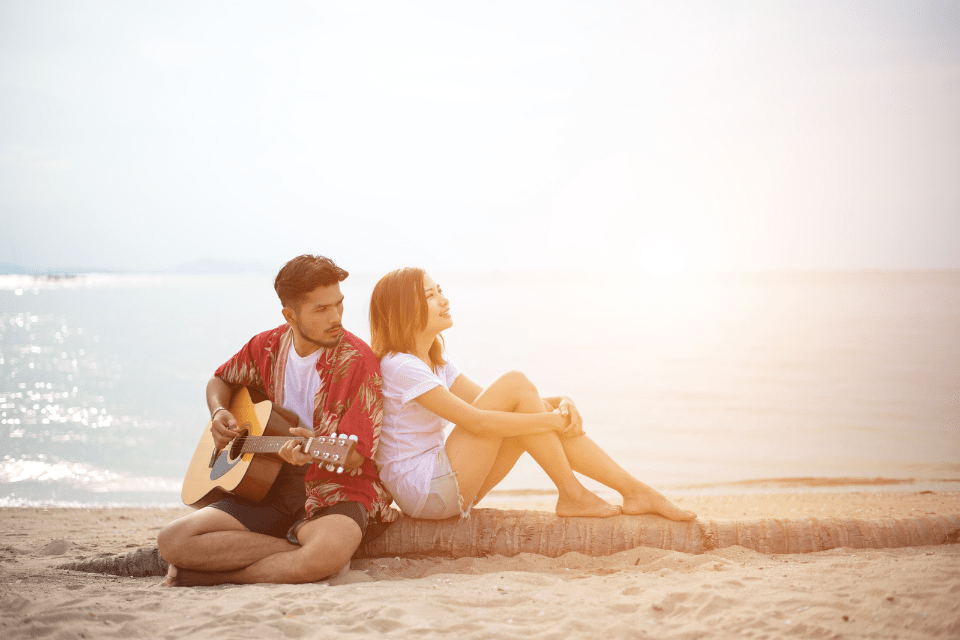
[236, 435, 352, 459]
[238, 436, 304, 454]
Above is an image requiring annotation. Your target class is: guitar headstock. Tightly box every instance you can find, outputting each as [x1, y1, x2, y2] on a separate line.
[303, 433, 358, 474]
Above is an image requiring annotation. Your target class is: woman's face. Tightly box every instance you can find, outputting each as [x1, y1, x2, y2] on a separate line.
[421, 273, 453, 335]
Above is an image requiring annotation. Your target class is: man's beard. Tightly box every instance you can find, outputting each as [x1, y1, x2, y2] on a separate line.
[299, 323, 342, 349]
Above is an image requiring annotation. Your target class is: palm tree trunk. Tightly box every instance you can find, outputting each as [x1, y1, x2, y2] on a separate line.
[356, 508, 960, 558]
[59, 509, 960, 577]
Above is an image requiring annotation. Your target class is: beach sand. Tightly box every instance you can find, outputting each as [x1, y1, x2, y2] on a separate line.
[2, 490, 959, 639]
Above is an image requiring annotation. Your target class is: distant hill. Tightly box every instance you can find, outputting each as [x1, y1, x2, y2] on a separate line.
[0, 262, 28, 275]
[0, 263, 117, 276]
[0, 263, 88, 276]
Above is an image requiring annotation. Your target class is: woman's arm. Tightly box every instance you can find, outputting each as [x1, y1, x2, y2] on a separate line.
[415, 383, 566, 438]
[449, 374, 484, 404]
[453, 377, 573, 416]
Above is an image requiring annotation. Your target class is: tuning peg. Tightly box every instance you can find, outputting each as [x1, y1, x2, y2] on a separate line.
[325, 463, 335, 472]
[348, 434, 358, 442]
[336, 466, 344, 474]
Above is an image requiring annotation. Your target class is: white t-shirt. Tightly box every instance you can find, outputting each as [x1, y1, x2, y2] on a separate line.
[283, 344, 322, 429]
[376, 352, 461, 512]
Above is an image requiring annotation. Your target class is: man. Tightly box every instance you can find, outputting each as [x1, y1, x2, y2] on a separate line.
[158, 255, 397, 586]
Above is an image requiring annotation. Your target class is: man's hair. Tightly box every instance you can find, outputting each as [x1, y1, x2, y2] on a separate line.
[274, 255, 349, 309]
[369, 267, 445, 369]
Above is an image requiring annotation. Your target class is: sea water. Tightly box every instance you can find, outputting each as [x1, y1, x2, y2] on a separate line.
[1, 270, 958, 506]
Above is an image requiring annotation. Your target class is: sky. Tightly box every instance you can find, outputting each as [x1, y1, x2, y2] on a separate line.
[1, 0, 958, 275]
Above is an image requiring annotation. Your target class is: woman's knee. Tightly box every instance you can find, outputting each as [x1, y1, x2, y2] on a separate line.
[472, 371, 542, 413]
[495, 370, 538, 398]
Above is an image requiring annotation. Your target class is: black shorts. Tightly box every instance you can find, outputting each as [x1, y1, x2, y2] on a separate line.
[208, 464, 368, 544]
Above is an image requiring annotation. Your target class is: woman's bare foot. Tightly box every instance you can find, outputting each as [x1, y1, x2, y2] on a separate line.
[556, 484, 621, 518]
[622, 487, 696, 521]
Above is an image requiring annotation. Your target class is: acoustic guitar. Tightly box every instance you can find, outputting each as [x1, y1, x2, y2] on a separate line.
[181, 387, 357, 508]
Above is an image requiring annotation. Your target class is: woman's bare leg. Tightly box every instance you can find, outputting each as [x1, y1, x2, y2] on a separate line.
[559, 435, 696, 521]
[445, 371, 618, 518]
[443, 427, 511, 508]
[515, 431, 619, 517]
[473, 437, 525, 504]
[473, 400, 558, 502]
[467, 383, 694, 521]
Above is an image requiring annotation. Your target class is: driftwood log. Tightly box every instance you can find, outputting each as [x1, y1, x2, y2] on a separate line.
[58, 508, 960, 578]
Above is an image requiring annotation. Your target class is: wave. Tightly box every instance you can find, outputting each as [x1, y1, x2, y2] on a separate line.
[0, 457, 181, 494]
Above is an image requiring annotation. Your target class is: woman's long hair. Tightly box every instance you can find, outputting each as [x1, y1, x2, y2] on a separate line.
[369, 267, 446, 369]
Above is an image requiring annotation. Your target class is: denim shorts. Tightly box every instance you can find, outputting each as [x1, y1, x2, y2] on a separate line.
[411, 448, 468, 520]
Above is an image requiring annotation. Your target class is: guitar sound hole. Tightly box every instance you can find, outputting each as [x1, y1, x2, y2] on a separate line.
[228, 432, 248, 462]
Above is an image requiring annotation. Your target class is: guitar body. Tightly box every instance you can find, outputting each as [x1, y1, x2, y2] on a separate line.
[181, 388, 297, 509]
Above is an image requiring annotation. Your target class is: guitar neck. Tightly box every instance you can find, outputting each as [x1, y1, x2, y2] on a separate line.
[230, 432, 357, 470]
[238, 435, 304, 455]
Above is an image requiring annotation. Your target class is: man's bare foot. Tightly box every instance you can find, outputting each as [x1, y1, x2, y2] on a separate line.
[556, 486, 621, 518]
[160, 564, 179, 587]
[160, 563, 220, 587]
[622, 489, 696, 521]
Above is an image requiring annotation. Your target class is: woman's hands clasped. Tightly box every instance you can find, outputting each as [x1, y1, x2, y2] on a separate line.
[555, 396, 585, 439]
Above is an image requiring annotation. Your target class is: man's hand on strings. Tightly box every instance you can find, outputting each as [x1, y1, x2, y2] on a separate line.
[210, 411, 240, 450]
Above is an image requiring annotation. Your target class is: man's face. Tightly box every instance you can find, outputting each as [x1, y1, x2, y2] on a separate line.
[284, 283, 345, 354]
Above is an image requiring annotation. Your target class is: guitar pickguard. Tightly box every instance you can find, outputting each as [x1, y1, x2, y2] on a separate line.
[208, 447, 243, 480]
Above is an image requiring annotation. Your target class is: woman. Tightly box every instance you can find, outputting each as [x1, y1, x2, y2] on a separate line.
[369, 267, 696, 522]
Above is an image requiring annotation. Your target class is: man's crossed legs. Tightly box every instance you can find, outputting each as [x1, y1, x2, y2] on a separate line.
[158, 466, 365, 586]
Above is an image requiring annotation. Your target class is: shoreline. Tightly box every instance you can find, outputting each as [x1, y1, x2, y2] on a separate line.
[3, 488, 959, 516]
[4, 475, 958, 510]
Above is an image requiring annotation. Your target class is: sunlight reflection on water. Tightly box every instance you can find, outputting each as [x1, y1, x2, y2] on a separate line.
[1, 271, 958, 506]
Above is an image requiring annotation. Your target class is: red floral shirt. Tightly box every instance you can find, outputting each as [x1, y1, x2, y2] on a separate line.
[214, 324, 398, 523]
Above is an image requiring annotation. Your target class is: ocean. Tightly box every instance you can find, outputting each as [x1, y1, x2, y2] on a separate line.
[1, 270, 958, 507]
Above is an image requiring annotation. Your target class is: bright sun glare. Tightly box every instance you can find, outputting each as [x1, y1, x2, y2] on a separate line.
[640, 239, 685, 278]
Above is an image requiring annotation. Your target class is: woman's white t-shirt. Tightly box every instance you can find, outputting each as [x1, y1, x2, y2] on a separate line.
[376, 352, 461, 513]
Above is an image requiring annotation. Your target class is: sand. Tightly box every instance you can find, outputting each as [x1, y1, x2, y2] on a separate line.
[2, 491, 959, 639]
